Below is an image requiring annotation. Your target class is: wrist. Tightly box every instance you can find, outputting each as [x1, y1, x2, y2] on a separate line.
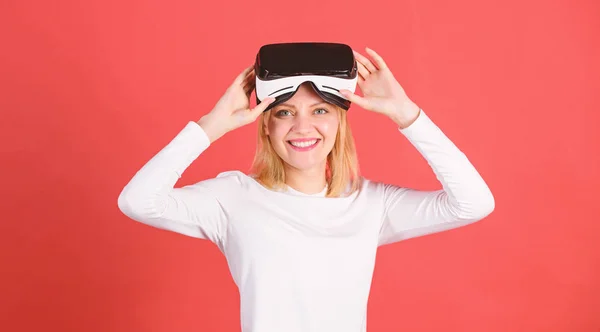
[197, 115, 227, 143]
[390, 102, 421, 129]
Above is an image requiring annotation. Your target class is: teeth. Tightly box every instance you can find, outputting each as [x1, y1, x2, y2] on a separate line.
[290, 139, 318, 148]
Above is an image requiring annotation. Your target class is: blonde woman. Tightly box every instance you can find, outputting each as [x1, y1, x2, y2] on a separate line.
[118, 44, 495, 332]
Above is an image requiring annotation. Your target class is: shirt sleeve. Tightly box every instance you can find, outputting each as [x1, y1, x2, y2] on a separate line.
[117, 121, 229, 248]
[378, 110, 495, 246]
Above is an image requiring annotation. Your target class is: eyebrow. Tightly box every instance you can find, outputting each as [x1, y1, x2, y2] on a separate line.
[277, 102, 329, 109]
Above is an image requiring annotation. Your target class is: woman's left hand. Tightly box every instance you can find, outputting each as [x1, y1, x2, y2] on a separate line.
[340, 47, 421, 129]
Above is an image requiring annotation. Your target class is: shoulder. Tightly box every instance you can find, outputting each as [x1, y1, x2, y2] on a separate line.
[357, 176, 406, 198]
[358, 177, 384, 193]
[186, 170, 255, 194]
[215, 170, 251, 182]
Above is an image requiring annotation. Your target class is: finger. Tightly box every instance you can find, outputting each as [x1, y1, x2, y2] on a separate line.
[244, 67, 255, 80]
[356, 74, 366, 90]
[243, 81, 255, 96]
[353, 50, 377, 74]
[245, 78, 255, 88]
[357, 73, 366, 84]
[339, 89, 371, 111]
[243, 85, 253, 96]
[242, 69, 255, 86]
[356, 61, 370, 79]
[242, 71, 256, 91]
[234, 65, 254, 85]
[250, 97, 276, 116]
[357, 72, 366, 84]
[365, 47, 388, 70]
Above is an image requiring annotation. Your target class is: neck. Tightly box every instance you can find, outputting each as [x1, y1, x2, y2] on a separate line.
[284, 163, 327, 195]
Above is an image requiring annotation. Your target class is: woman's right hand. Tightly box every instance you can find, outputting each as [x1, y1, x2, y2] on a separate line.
[197, 65, 275, 143]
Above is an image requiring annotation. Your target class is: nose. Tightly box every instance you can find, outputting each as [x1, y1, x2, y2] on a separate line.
[290, 112, 315, 134]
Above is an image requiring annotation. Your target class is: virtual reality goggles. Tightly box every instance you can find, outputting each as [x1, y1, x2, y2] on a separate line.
[254, 42, 358, 112]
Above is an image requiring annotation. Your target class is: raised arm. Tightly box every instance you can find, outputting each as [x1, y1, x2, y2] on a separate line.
[377, 110, 495, 245]
[117, 65, 275, 246]
[118, 121, 228, 245]
[340, 47, 494, 245]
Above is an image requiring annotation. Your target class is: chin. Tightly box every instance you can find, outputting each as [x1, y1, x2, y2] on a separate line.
[282, 156, 325, 171]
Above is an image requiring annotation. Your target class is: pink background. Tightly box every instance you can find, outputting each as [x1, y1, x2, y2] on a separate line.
[2, 0, 599, 330]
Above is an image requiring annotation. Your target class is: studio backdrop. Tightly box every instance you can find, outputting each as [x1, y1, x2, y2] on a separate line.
[2, 0, 599, 331]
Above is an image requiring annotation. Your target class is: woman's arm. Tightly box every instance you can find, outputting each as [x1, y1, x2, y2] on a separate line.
[117, 121, 230, 245]
[117, 65, 274, 246]
[377, 109, 495, 245]
[340, 47, 494, 245]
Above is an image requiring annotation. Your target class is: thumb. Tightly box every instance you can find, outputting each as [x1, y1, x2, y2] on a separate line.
[340, 90, 371, 110]
[250, 97, 276, 116]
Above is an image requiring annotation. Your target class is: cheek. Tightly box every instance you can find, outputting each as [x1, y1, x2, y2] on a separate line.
[316, 118, 339, 138]
[267, 121, 290, 142]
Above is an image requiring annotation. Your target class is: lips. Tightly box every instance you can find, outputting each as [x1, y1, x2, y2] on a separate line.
[287, 138, 321, 151]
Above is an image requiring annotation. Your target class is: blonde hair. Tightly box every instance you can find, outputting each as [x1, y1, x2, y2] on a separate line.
[249, 105, 361, 197]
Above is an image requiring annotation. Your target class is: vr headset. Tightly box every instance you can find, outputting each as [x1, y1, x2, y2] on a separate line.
[254, 42, 358, 112]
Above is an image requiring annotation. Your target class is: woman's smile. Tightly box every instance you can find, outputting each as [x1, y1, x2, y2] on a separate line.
[287, 138, 321, 151]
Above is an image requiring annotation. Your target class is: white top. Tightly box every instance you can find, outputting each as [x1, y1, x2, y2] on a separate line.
[117, 110, 495, 332]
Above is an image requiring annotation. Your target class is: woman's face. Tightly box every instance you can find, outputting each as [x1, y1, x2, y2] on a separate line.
[263, 84, 340, 173]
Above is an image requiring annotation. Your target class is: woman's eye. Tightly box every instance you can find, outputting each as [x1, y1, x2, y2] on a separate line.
[276, 110, 292, 117]
[314, 108, 328, 115]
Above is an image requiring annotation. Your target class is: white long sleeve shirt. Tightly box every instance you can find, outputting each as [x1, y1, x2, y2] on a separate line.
[117, 109, 495, 332]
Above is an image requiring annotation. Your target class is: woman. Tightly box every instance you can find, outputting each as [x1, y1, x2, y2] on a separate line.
[118, 46, 495, 332]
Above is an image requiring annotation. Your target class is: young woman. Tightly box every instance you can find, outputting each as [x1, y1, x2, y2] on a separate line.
[118, 47, 495, 332]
